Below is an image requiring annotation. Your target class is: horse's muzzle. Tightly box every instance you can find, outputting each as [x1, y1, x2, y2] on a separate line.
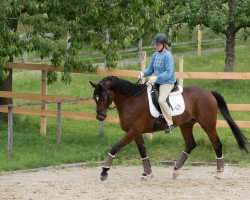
[96, 114, 106, 121]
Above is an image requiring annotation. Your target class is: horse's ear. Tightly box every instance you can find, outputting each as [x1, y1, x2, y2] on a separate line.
[89, 81, 97, 88]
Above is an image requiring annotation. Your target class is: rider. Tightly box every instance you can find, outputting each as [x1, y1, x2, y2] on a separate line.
[138, 33, 176, 133]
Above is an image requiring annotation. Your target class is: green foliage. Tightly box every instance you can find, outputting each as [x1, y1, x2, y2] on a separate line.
[163, 0, 250, 72]
[0, 57, 8, 80]
[75, 0, 165, 69]
[164, 0, 250, 33]
[0, 0, 168, 83]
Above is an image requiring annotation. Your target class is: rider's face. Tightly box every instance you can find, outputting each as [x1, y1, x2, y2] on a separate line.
[154, 43, 164, 51]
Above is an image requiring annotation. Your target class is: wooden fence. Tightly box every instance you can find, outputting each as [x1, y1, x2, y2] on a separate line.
[1, 56, 250, 131]
[0, 98, 92, 156]
[1, 54, 250, 156]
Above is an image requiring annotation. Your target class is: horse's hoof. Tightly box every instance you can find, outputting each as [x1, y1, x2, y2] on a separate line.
[100, 174, 108, 181]
[173, 170, 179, 179]
[140, 173, 154, 181]
[214, 168, 225, 180]
[141, 175, 147, 181]
[217, 168, 224, 173]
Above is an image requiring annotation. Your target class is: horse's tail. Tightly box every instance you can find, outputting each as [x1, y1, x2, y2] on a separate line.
[211, 91, 248, 152]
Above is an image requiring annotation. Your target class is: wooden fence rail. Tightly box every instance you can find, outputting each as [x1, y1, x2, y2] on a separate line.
[1, 59, 250, 156]
[1, 91, 250, 111]
[5, 62, 250, 79]
[1, 60, 250, 129]
[0, 97, 93, 156]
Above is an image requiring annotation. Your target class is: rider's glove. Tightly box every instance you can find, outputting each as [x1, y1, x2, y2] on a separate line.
[149, 76, 157, 82]
[146, 76, 157, 86]
[138, 72, 144, 79]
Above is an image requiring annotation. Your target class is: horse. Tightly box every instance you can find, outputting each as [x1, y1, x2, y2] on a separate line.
[90, 76, 248, 181]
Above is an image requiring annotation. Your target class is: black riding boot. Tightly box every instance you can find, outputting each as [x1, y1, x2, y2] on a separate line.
[165, 124, 175, 133]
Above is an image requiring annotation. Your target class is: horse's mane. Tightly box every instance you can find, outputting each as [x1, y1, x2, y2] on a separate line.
[102, 76, 147, 95]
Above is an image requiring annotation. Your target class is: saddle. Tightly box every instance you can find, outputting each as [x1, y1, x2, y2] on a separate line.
[150, 82, 182, 114]
[147, 82, 185, 132]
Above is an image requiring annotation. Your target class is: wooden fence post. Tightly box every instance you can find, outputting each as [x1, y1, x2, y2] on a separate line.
[22, 51, 28, 63]
[104, 29, 110, 69]
[179, 56, 184, 86]
[99, 121, 104, 136]
[141, 51, 153, 140]
[138, 39, 142, 65]
[67, 33, 71, 50]
[56, 102, 62, 147]
[169, 27, 172, 51]
[8, 105, 13, 157]
[40, 70, 47, 135]
[140, 51, 146, 83]
[198, 26, 202, 56]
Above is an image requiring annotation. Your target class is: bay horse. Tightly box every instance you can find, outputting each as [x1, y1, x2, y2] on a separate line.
[90, 76, 248, 181]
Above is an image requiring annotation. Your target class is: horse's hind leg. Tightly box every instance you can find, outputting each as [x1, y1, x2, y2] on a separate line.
[135, 134, 153, 180]
[201, 126, 224, 173]
[196, 96, 224, 174]
[173, 121, 196, 178]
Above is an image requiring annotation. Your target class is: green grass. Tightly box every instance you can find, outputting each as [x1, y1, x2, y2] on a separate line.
[1, 42, 250, 171]
[1, 117, 249, 171]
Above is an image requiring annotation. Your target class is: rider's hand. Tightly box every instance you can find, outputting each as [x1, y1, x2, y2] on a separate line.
[138, 72, 144, 79]
[146, 76, 157, 86]
[149, 76, 157, 83]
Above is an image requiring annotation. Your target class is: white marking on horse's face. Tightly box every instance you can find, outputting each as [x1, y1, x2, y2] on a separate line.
[95, 95, 99, 102]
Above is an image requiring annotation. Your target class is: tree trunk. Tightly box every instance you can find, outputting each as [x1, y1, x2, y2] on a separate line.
[0, 61, 13, 121]
[0, 17, 18, 121]
[0, 70, 12, 121]
[224, 30, 235, 72]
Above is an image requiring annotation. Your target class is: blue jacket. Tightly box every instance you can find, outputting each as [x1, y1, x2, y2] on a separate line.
[143, 50, 176, 84]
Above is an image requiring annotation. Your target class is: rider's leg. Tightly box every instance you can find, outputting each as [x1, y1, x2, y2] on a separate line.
[158, 83, 174, 132]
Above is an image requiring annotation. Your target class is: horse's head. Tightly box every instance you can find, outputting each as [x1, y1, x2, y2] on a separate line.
[90, 79, 113, 121]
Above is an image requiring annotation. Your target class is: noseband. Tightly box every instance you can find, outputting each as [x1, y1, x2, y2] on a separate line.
[96, 90, 112, 118]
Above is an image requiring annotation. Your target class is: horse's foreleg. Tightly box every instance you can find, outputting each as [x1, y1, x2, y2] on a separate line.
[101, 153, 115, 181]
[101, 132, 135, 181]
[173, 122, 196, 178]
[135, 135, 153, 180]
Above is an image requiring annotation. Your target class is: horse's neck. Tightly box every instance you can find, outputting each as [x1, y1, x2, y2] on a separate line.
[111, 90, 147, 111]
[112, 92, 131, 106]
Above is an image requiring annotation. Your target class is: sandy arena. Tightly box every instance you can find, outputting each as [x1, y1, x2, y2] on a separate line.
[0, 165, 249, 200]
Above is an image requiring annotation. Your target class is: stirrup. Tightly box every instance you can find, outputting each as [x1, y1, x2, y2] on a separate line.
[165, 124, 175, 133]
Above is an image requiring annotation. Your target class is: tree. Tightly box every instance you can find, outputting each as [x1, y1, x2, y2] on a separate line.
[0, 0, 93, 119]
[0, 0, 166, 119]
[68, 0, 166, 68]
[163, 0, 250, 72]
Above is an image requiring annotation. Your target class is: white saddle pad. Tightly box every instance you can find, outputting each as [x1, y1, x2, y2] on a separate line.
[147, 85, 185, 118]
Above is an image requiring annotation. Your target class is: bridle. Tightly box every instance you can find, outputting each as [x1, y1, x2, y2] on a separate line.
[95, 78, 146, 117]
[95, 90, 112, 118]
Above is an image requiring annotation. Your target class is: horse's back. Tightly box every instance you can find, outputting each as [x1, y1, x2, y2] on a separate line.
[182, 86, 218, 117]
[183, 86, 215, 100]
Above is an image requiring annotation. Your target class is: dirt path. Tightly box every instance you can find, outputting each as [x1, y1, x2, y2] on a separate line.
[0, 165, 249, 200]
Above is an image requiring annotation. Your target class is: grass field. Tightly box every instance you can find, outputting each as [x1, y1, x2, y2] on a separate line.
[0, 41, 249, 171]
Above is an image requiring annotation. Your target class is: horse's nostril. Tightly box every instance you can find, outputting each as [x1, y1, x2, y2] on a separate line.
[97, 115, 105, 121]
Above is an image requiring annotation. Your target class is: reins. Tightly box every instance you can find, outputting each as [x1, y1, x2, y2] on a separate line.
[108, 86, 147, 111]
[108, 78, 147, 111]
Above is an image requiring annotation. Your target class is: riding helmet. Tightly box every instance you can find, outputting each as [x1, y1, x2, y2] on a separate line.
[153, 33, 170, 45]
